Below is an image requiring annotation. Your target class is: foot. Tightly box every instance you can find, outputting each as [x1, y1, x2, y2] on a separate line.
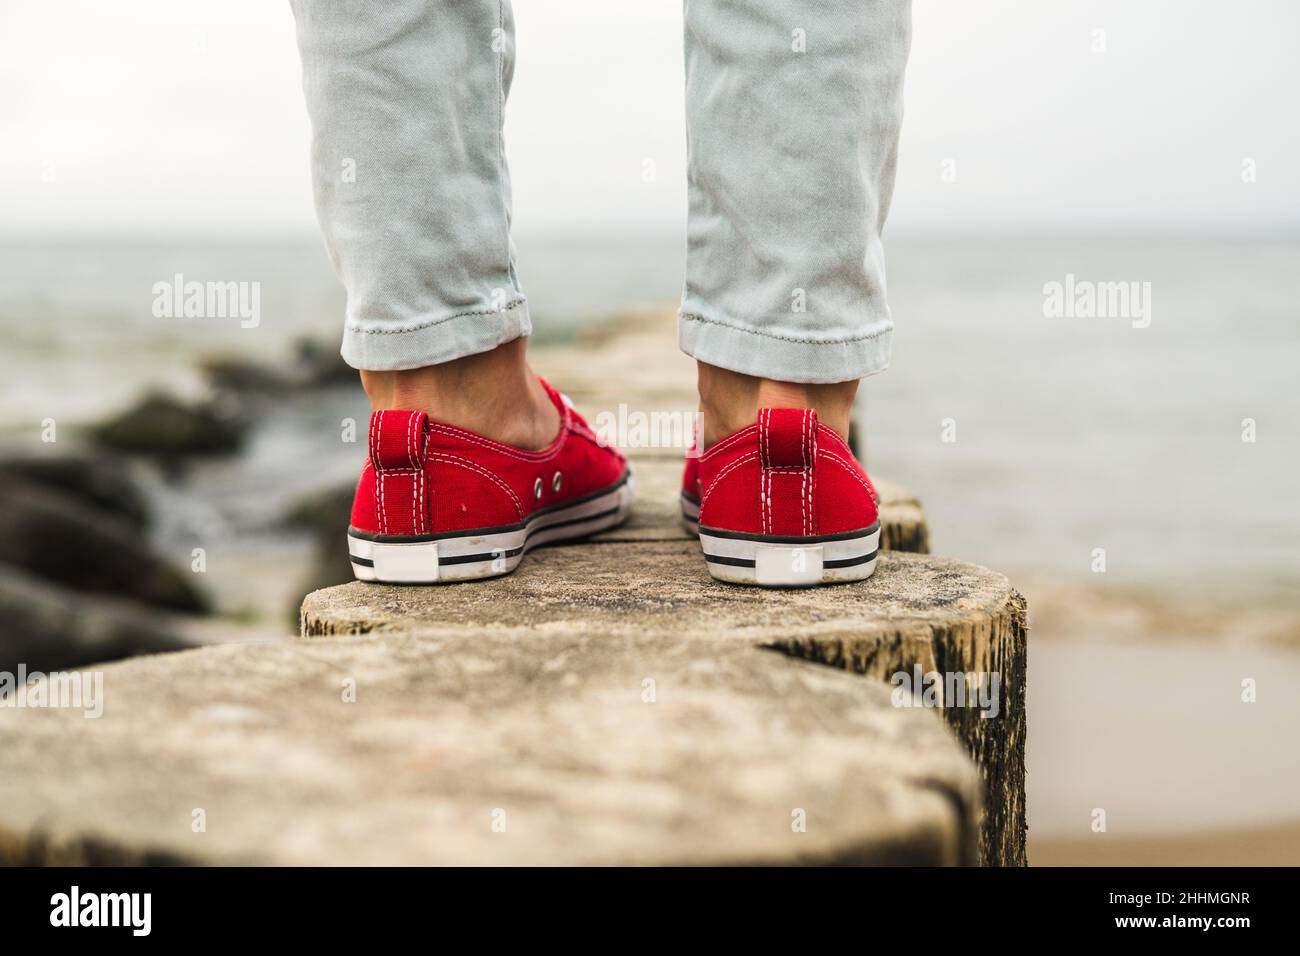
[360, 339, 560, 451]
[347, 378, 632, 584]
[696, 361, 857, 448]
[685, 405, 880, 588]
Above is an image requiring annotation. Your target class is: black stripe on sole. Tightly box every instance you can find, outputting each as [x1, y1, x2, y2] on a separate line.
[437, 546, 525, 567]
[701, 549, 878, 570]
[349, 505, 624, 568]
[701, 553, 755, 568]
[824, 549, 878, 569]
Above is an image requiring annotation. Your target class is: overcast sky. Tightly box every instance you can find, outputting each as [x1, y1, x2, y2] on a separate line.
[2, 0, 1296, 237]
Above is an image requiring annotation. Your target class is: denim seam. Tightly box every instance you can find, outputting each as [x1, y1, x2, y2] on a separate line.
[345, 298, 527, 335]
[679, 310, 892, 346]
[495, 0, 510, 289]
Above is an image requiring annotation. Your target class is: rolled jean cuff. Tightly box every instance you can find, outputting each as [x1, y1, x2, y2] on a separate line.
[678, 311, 893, 384]
[340, 298, 532, 371]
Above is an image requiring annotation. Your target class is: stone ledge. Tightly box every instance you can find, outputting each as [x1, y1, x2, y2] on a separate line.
[301, 546, 1025, 866]
[0, 627, 979, 866]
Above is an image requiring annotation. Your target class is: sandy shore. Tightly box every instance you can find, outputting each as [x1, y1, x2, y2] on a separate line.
[1019, 575, 1300, 651]
[1030, 819, 1300, 866]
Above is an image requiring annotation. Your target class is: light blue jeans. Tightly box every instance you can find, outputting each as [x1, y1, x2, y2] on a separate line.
[290, 0, 910, 384]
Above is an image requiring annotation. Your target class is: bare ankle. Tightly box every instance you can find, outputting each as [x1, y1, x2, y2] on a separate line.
[697, 361, 857, 448]
[359, 339, 560, 450]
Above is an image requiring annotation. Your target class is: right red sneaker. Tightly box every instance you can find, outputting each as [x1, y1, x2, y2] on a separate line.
[692, 407, 880, 587]
[347, 380, 632, 583]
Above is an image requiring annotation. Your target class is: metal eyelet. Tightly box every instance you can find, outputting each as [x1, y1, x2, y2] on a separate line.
[552, 471, 563, 493]
[534, 477, 543, 499]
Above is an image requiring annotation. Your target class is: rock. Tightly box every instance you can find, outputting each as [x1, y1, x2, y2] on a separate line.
[277, 483, 355, 533]
[0, 451, 149, 529]
[0, 479, 209, 613]
[277, 483, 358, 627]
[90, 392, 248, 456]
[303, 546, 1025, 866]
[0, 565, 190, 674]
[872, 477, 930, 554]
[293, 336, 354, 387]
[201, 344, 356, 395]
[198, 355, 295, 395]
[0, 624, 979, 865]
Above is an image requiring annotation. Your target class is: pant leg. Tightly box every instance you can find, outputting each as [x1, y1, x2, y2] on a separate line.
[290, 0, 528, 371]
[679, 0, 911, 384]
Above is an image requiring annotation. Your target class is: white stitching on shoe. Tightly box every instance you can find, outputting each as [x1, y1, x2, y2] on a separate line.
[758, 409, 769, 534]
[407, 414, 418, 533]
[815, 422, 854, 457]
[376, 410, 386, 535]
[800, 410, 808, 536]
[425, 423, 568, 462]
[420, 391, 573, 463]
[819, 449, 877, 504]
[426, 452, 526, 520]
[417, 419, 427, 534]
[700, 425, 757, 462]
[699, 451, 759, 513]
[808, 411, 818, 534]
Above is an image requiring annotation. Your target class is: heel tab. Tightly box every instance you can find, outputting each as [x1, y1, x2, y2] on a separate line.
[367, 410, 430, 537]
[757, 407, 818, 470]
[757, 407, 818, 537]
[369, 409, 428, 472]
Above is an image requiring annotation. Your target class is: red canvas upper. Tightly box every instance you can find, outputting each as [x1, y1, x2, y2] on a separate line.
[682, 446, 701, 502]
[350, 380, 627, 537]
[695, 407, 878, 537]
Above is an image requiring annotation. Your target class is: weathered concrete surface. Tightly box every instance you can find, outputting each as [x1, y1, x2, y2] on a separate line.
[533, 309, 699, 420]
[0, 628, 979, 866]
[302, 547, 1026, 866]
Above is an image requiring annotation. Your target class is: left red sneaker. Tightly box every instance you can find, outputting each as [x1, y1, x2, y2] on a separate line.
[347, 380, 632, 583]
[680, 444, 701, 534]
[688, 407, 880, 587]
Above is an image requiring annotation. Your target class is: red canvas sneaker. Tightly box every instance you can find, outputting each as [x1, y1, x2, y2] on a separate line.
[680, 445, 701, 534]
[691, 407, 880, 587]
[347, 381, 632, 583]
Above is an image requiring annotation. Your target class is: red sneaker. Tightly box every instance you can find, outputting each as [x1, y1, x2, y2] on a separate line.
[680, 445, 701, 534]
[347, 381, 632, 583]
[691, 408, 879, 587]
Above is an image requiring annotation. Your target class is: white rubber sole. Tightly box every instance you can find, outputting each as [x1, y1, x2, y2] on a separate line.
[348, 473, 633, 584]
[697, 522, 880, 588]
